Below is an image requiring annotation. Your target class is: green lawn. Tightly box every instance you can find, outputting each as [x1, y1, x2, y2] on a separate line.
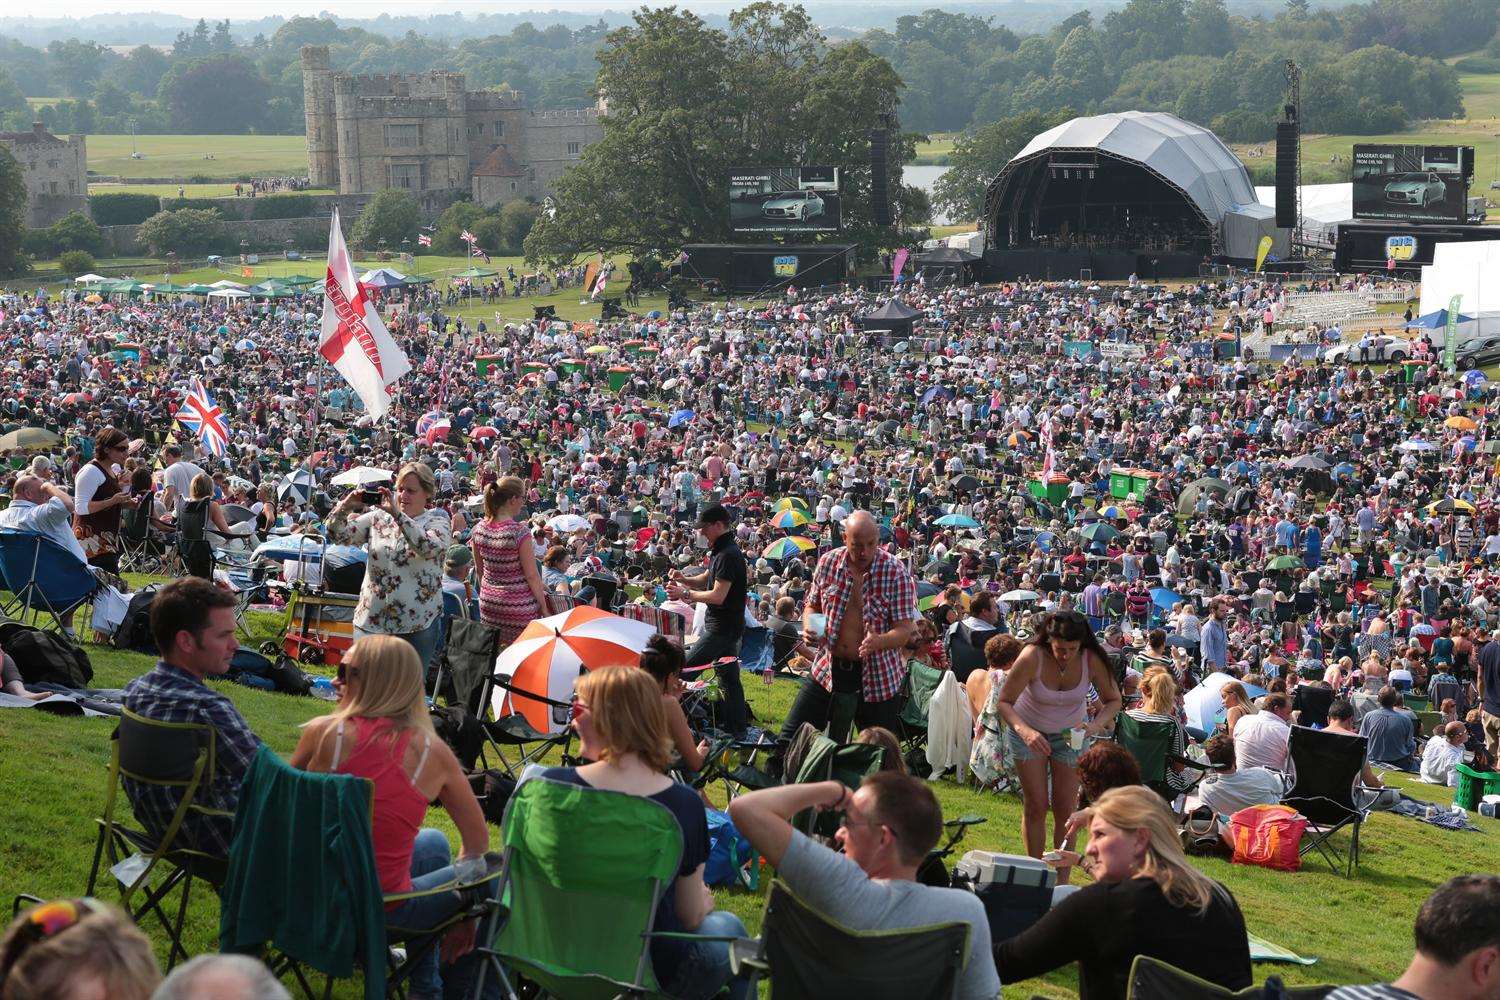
[89, 182, 336, 199]
[86, 134, 308, 180]
[912, 132, 957, 165]
[3, 610, 1491, 998]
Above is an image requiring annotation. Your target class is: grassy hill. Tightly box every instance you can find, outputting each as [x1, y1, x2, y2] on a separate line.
[85, 134, 307, 180]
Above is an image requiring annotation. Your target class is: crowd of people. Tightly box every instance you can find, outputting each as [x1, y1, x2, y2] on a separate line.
[2, 266, 1500, 998]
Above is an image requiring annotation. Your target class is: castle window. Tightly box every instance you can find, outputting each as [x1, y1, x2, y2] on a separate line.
[389, 163, 421, 190]
[384, 124, 421, 148]
[567, 142, 581, 156]
[468, 124, 482, 139]
[47, 159, 58, 169]
[494, 121, 504, 138]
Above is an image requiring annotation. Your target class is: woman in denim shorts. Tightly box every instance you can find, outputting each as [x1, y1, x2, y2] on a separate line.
[995, 611, 1123, 873]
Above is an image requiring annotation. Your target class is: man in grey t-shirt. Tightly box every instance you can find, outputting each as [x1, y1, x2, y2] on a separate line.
[728, 772, 1000, 1000]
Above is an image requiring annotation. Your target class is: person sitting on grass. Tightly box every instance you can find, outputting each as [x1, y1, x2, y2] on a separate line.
[1325, 874, 1500, 1000]
[728, 771, 1000, 1000]
[1325, 698, 1402, 811]
[1191, 733, 1286, 820]
[1419, 721, 1468, 788]
[997, 785, 1252, 1000]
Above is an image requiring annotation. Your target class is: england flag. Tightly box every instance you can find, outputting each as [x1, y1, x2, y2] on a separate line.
[319, 209, 410, 419]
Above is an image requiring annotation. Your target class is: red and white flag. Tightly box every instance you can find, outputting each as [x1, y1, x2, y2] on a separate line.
[417, 233, 432, 247]
[319, 208, 410, 419]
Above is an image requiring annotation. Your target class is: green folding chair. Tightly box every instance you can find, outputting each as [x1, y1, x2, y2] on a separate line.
[85, 709, 231, 971]
[732, 879, 970, 1000]
[898, 658, 946, 774]
[480, 775, 684, 1000]
[1125, 954, 1334, 999]
[1114, 713, 1213, 805]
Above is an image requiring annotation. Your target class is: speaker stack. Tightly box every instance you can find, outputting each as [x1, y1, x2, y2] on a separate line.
[869, 128, 892, 227]
[1274, 120, 1298, 229]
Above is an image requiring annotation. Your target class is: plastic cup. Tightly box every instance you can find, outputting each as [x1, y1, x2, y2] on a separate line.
[1069, 727, 1087, 751]
[806, 613, 828, 638]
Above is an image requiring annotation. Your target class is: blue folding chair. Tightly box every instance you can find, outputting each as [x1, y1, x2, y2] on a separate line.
[0, 530, 102, 631]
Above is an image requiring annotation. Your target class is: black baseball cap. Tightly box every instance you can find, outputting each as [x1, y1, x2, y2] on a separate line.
[697, 504, 733, 527]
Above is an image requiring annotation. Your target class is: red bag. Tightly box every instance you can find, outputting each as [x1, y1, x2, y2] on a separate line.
[1227, 804, 1307, 871]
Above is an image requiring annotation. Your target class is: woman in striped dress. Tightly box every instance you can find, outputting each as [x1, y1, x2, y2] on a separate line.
[470, 476, 548, 646]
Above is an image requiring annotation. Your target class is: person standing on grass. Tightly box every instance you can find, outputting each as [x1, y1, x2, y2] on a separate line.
[666, 504, 750, 734]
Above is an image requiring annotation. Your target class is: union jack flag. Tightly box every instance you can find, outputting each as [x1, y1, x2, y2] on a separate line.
[175, 378, 230, 457]
[471, 245, 491, 264]
[460, 230, 478, 245]
[417, 233, 432, 247]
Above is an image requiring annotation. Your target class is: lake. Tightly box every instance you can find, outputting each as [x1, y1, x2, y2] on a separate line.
[904, 163, 953, 224]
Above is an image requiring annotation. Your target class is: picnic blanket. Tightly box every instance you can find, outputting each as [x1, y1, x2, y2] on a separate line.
[1248, 933, 1317, 966]
[1391, 797, 1479, 831]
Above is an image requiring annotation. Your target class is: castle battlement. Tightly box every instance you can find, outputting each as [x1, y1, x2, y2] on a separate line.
[300, 45, 602, 203]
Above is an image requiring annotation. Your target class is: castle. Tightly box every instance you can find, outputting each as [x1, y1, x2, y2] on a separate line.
[300, 46, 603, 207]
[0, 122, 88, 229]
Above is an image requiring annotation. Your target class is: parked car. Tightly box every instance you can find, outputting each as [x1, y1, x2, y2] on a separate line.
[1455, 334, 1500, 370]
[761, 191, 825, 222]
[1384, 172, 1447, 209]
[1323, 335, 1410, 364]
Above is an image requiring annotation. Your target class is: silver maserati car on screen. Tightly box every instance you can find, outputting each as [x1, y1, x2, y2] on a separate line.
[761, 191, 825, 221]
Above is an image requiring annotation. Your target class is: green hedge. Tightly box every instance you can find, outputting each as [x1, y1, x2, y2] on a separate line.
[88, 192, 162, 226]
[159, 198, 226, 215]
[250, 194, 316, 220]
[1454, 56, 1500, 73]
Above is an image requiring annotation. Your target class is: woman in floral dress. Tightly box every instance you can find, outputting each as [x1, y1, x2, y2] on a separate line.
[470, 476, 549, 646]
[328, 462, 452, 672]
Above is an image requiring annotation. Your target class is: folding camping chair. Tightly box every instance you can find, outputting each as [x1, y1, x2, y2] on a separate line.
[476, 774, 684, 1000]
[1113, 713, 1215, 807]
[220, 746, 505, 999]
[1125, 955, 1334, 999]
[1279, 725, 1372, 876]
[85, 710, 231, 971]
[729, 879, 971, 1000]
[618, 602, 688, 645]
[433, 616, 574, 781]
[117, 499, 167, 574]
[0, 530, 102, 632]
[898, 659, 946, 775]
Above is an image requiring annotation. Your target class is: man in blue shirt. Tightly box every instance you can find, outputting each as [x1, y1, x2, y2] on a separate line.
[1358, 686, 1417, 770]
[123, 578, 261, 856]
[1200, 600, 1229, 673]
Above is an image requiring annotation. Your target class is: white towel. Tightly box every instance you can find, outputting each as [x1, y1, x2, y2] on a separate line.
[926, 670, 973, 780]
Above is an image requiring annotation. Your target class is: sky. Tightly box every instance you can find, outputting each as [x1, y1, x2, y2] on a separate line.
[13, 0, 754, 15]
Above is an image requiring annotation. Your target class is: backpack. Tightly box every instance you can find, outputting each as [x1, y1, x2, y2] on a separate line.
[112, 586, 160, 655]
[0, 622, 93, 689]
[432, 703, 485, 772]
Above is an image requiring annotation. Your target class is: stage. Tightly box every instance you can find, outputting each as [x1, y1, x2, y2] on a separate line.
[980, 248, 1203, 282]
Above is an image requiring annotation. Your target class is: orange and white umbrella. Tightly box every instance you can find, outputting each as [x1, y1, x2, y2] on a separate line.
[492, 605, 656, 734]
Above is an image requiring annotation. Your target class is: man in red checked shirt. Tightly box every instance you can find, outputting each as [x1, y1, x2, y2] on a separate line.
[778, 510, 919, 742]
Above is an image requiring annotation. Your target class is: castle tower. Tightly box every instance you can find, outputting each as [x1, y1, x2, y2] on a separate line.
[301, 46, 338, 189]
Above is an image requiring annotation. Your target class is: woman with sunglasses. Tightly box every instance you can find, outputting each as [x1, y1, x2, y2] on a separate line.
[290, 635, 499, 1000]
[543, 665, 748, 1000]
[72, 427, 134, 577]
[0, 897, 160, 1000]
[994, 611, 1122, 873]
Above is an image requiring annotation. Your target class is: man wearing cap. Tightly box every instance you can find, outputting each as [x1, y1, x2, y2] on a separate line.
[667, 503, 750, 732]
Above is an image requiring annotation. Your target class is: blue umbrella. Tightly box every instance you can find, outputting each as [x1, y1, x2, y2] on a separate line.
[1033, 530, 1056, 552]
[920, 385, 954, 406]
[647, 310, 662, 319]
[668, 409, 695, 428]
[1149, 587, 1183, 610]
[1464, 369, 1488, 387]
[1404, 308, 1473, 330]
[933, 513, 980, 529]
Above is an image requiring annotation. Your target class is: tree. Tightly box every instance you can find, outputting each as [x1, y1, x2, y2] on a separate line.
[158, 55, 270, 133]
[92, 81, 131, 118]
[497, 199, 541, 252]
[351, 189, 420, 251]
[47, 211, 104, 255]
[109, 45, 171, 97]
[526, 3, 910, 262]
[0, 68, 27, 121]
[1051, 24, 1111, 105]
[135, 208, 227, 257]
[0, 147, 27, 278]
[432, 199, 488, 255]
[211, 20, 235, 52]
[46, 39, 110, 99]
[57, 250, 97, 276]
[1183, 0, 1235, 56]
[932, 109, 1076, 224]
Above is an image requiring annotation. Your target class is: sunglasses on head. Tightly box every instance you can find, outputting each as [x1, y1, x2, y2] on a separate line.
[0, 898, 104, 980]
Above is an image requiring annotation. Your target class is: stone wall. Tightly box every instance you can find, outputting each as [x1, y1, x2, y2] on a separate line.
[1, 126, 89, 228]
